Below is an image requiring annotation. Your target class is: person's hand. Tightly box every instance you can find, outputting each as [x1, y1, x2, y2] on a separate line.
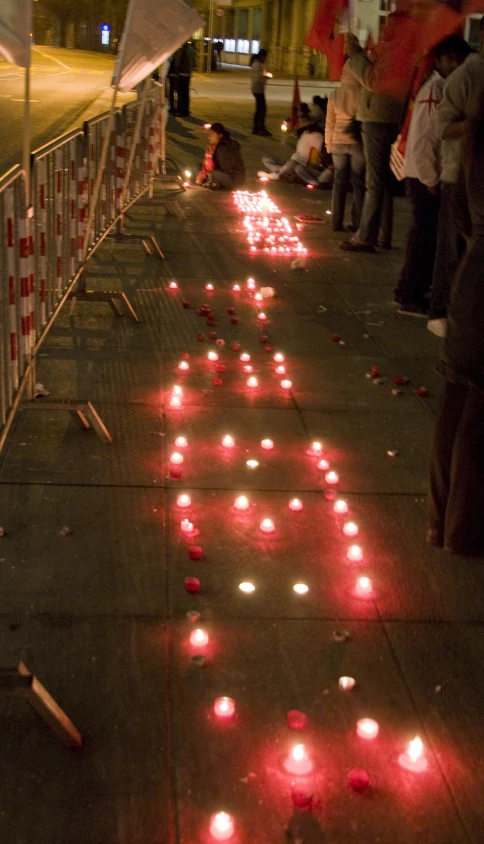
[195, 173, 206, 185]
[345, 33, 362, 57]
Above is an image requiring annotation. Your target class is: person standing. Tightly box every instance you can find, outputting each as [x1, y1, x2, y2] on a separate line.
[428, 101, 484, 556]
[250, 49, 272, 136]
[394, 36, 470, 317]
[429, 18, 484, 336]
[340, 33, 405, 253]
[325, 59, 365, 232]
[175, 41, 196, 117]
[167, 50, 180, 115]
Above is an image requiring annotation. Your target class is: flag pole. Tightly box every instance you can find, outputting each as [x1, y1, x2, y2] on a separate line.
[120, 76, 151, 209]
[23, 61, 31, 207]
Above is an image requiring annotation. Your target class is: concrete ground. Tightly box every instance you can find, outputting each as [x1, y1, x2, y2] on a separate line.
[0, 73, 483, 844]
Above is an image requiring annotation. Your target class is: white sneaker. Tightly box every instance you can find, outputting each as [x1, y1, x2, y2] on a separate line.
[427, 318, 447, 338]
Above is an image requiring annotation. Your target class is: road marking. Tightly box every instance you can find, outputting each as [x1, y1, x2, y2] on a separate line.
[11, 98, 41, 102]
[32, 47, 71, 70]
[0, 72, 21, 79]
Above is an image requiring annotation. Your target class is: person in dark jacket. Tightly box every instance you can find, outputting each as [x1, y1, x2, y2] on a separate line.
[169, 42, 195, 117]
[204, 123, 245, 190]
[427, 102, 484, 556]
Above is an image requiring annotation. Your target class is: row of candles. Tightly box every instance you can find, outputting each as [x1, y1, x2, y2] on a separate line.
[233, 190, 308, 256]
[169, 193, 429, 841]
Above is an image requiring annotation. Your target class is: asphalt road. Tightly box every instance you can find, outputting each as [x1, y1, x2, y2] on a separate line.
[0, 46, 134, 175]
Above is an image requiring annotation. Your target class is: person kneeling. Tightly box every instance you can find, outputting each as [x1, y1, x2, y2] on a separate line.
[198, 123, 245, 190]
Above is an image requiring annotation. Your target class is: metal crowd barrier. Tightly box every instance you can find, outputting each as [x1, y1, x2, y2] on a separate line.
[0, 84, 167, 454]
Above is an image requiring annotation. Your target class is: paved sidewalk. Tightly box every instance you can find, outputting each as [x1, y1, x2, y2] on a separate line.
[0, 91, 483, 844]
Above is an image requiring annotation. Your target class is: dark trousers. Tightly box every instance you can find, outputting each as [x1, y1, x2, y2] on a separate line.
[359, 122, 398, 246]
[396, 178, 440, 306]
[177, 75, 191, 116]
[253, 92, 266, 132]
[428, 380, 484, 554]
[331, 143, 366, 230]
[168, 75, 179, 112]
[429, 182, 466, 319]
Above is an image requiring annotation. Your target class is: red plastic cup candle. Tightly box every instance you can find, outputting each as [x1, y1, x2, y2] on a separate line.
[170, 452, 184, 466]
[274, 353, 285, 363]
[209, 811, 235, 841]
[343, 522, 359, 537]
[287, 709, 307, 730]
[347, 545, 363, 562]
[172, 385, 183, 396]
[247, 376, 258, 388]
[334, 499, 349, 515]
[169, 395, 181, 408]
[348, 768, 370, 793]
[398, 736, 428, 772]
[261, 438, 274, 451]
[214, 696, 236, 719]
[208, 351, 219, 362]
[175, 436, 188, 449]
[356, 576, 373, 598]
[234, 495, 250, 511]
[181, 518, 195, 534]
[222, 435, 235, 449]
[339, 676, 356, 691]
[239, 581, 255, 593]
[190, 628, 209, 647]
[257, 312, 267, 322]
[254, 292, 263, 302]
[317, 459, 330, 472]
[293, 583, 309, 594]
[241, 365, 252, 375]
[232, 284, 241, 292]
[247, 277, 256, 290]
[325, 470, 339, 485]
[178, 360, 189, 371]
[289, 498, 303, 512]
[356, 718, 379, 740]
[260, 518, 275, 534]
[168, 281, 178, 290]
[184, 576, 200, 593]
[275, 365, 286, 375]
[240, 352, 251, 362]
[281, 379, 292, 390]
[205, 283, 214, 291]
[284, 743, 313, 776]
[189, 545, 203, 560]
[308, 441, 323, 456]
[177, 494, 191, 508]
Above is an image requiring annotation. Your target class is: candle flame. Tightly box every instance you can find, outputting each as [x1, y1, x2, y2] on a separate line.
[408, 736, 424, 762]
[292, 743, 306, 761]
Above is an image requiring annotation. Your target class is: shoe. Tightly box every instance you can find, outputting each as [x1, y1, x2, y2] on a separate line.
[252, 129, 263, 135]
[259, 128, 272, 136]
[427, 318, 447, 338]
[397, 302, 429, 318]
[378, 241, 392, 249]
[264, 172, 279, 181]
[339, 240, 376, 253]
[257, 170, 270, 179]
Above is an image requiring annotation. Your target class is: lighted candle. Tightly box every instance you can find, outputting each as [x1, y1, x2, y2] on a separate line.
[184, 169, 191, 179]
[175, 436, 188, 449]
[261, 438, 274, 450]
[343, 522, 359, 537]
[246, 459, 259, 469]
[181, 519, 195, 534]
[247, 376, 258, 388]
[240, 353, 251, 362]
[347, 545, 363, 562]
[275, 365, 286, 375]
[205, 283, 214, 291]
[190, 628, 209, 647]
[293, 583, 309, 594]
[177, 494, 191, 508]
[281, 379, 292, 390]
[214, 697, 236, 718]
[274, 353, 285, 363]
[284, 743, 313, 776]
[254, 292, 263, 302]
[246, 277, 256, 290]
[239, 581, 255, 593]
[257, 312, 267, 322]
[356, 718, 379, 740]
[178, 360, 189, 371]
[169, 395, 181, 408]
[209, 812, 235, 841]
[317, 458, 330, 471]
[398, 737, 428, 772]
[289, 498, 303, 511]
[168, 281, 178, 290]
[333, 499, 349, 515]
[208, 351, 219, 362]
[308, 441, 323, 456]
[338, 676, 356, 691]
[325, 470, 339, 485]
[170, 452, 184, 465]
[172, 385, 183, 396]
[232, 284, 241, 292]
[222, 435, 235, 448]
[234, 495, 250, 510]
[203, 122, 211, 129]
[356, 576, 373, 598]
[260, 518, 275, 534]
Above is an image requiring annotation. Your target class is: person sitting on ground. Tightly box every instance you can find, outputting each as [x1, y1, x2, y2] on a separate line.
[258, 122, 324, 182]
[300, 103, 311, 122]
[310, 95, 328, 128]
[195, 141, 216, 185]
[201, 123, 245, 190]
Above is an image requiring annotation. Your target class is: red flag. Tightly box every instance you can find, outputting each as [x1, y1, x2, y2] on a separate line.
[417, 2, 465, 55]
[305, 0, 346, 81]
[290, 76, 301, 129]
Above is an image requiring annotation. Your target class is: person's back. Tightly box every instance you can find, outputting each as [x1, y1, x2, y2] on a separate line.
[326, 61, 361, 148]
[214, 135, 245, 185]
[250, 56, 266, 94]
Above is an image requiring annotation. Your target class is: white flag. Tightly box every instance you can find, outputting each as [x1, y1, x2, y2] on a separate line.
[0, 0, 31, 68]
[113, 0, 203, 93]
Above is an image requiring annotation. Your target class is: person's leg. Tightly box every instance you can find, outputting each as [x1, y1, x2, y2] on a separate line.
[396, 178, 440, 310]
[331, 149, 350, 230]
[444, 384, 484, 554]
[178, 76, 190, 115]
[168, 77, 177, 112]
[253, 93, 264, 133]
[428, 380, 467, 545]
[349, 144, 366, 230]
[357, 122, 398, 247]
[261, 155, 286, 173]
[293, 164, 321, 186]
[209, 170, 233, 190]
[429, 183, 466, 320]
[260, 93, 267, 130]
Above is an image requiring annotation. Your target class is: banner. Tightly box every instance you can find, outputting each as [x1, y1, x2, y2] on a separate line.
[113, 0, 203, 93]
[0, 0, 31, 68]
[305, 0, 347, 81]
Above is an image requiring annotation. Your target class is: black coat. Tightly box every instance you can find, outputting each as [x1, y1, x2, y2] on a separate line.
[213, 136, 245, 186]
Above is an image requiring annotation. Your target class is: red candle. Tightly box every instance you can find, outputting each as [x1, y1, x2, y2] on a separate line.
[190, 628, 209, 647]
[184, 576, 200, 593]
[355, 576, 373, 597]
[281, 379, 292, 390]
[333, 499, 348, 514]
[261, 438, 274, 450]
[177, 494, 191, 508]
[175, 436, 188, 449]
[325, 470, 339, 485]
[347, 545, 363, 562]
[284, 743, 313, 775]
[260, 518, 275, 534]
[356, 718, 379, 740]
[214, 696, 236, 718]
[398, 737, 428, 772]
[209, 812, 235, 841]
[288, 498, 303, 511]
[178, 361, 189, 371]
[189, 545, 203, 560]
